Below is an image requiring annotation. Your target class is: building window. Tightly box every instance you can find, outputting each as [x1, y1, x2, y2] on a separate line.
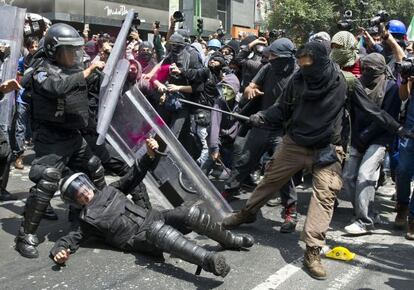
[217, 0, 228, 32]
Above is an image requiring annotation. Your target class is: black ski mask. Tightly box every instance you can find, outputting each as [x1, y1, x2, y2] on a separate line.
[269, 58, 295, 77]
[297, 42, 336, 91]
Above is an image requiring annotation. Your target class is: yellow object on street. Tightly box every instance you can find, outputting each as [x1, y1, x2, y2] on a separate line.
[325, 246, 355, 261]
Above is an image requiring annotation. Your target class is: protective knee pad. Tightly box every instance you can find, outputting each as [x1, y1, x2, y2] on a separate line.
[23, 168, 61, 234]
[87, 155, 106, 190]
[185, 205, 254, 250]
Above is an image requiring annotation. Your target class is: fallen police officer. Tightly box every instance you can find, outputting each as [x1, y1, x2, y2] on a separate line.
[50, 138, 253, 278]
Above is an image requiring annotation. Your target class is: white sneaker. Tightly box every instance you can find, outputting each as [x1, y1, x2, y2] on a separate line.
[344, 222, 371, 235]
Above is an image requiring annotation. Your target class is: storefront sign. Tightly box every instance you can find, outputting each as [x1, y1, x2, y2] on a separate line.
[104, 4, 128, 17]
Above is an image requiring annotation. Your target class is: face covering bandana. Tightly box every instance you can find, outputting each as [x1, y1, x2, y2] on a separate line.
[222, 85, 235, 101]
[138, 52, 152, 62]
[170, 44, 184, 54]
[330, 48, 357, 68]
[224, 54, 233, 65]
[269, 58, 294, 76]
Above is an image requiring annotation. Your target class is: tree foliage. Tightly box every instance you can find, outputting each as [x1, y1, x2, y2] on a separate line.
[267, 0, 414, 43]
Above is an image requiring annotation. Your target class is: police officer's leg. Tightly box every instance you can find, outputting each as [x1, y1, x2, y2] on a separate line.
[68, 138, 106, 190]
[161, 205, 253, 250]
[181, 205, 254, 250]
[16, 156, 62, 258]
[146, 220, 230, 277]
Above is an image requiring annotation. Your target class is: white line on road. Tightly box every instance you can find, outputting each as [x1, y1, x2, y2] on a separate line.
[326, 255, 372, 290]
[251, 257, 303, 290]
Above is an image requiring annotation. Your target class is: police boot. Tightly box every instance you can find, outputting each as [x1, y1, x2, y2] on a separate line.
[16, 168, 60, 258]
[280, 204, 298, 233]
[303, 246, 327, 280]
[221, 208, 257, 230]
[185, 206, 254, 250]
[394, 203, 409, 229]
[88, 156, 106, 190]
[146, 221, 230, 277]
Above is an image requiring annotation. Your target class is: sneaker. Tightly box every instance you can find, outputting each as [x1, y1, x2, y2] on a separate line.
[14, 156, 24, 170]
[266, 197, 282, 207]
[344, 222, 371, 235]
[303, 246, 327, 280]
[406, 219, 414, 240]
[280, 204, 298, 233]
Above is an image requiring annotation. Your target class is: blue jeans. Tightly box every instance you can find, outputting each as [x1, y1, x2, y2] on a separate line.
[342, 145, 386, 229]
[396, 138, 414, 219]
[13, 102, 31, 156]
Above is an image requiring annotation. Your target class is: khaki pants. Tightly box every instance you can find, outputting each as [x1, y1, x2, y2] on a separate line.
[245, 135, 344, 247]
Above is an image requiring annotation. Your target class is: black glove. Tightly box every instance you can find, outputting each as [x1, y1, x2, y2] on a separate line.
[248, 114, 265, 127]
[397, 127, 414, 139]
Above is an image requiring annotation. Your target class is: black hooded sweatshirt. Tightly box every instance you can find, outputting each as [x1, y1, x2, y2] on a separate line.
[258, 42, 400, 148]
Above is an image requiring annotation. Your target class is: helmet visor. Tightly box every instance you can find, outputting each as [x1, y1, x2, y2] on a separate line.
[61, 173, 96, 206]
[56, 46, 84, 68]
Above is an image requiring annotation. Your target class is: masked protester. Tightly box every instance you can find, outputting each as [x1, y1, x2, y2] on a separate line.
[176, 52, 227, 165]
[330, 31, 361, 78]
[202, 74, 241, 178]
[223, 38, 298, 233]
[134, 41, 157, 74]
[220, 39, 240, 66]
[50, 139, 253, 278]
[309, 31, 331, 54]
[15, 23, 107, 259]
[234, 35, 266, 92]
[222, 42, 408, 280]
[342, 53, 401, 235]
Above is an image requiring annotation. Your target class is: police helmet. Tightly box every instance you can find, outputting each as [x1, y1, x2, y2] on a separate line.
[44, 23, 85, 60]
[60, 173, 96, 206]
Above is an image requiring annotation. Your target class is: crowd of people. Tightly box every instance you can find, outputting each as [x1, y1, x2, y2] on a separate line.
[1, 10, 414, 281]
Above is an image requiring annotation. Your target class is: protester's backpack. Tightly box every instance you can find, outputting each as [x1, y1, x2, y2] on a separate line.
[340, 70, 357, 151]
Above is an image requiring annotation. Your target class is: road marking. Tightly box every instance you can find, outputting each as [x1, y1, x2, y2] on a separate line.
[326, 255, 372, 290]
[251, 257, 303, 290]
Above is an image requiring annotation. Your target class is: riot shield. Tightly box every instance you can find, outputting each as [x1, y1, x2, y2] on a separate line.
[106, 86, 232, 220]
[0, 4, 26, 129]
[96, 9, 135, 145]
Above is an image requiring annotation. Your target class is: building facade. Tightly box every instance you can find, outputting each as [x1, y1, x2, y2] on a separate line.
[11, 0, 256, 36]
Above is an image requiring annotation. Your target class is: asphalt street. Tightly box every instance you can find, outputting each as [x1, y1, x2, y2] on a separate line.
[0, 152, 413, 290]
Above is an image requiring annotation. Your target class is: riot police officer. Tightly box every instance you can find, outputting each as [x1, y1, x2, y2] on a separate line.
[51, 138, 254, 277]
[15, 23, 106, 259]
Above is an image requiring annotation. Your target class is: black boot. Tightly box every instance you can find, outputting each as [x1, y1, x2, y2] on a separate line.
[146, 221, 231, 277]
[15, 227, 39, 258]
[185, 206, 254, 250]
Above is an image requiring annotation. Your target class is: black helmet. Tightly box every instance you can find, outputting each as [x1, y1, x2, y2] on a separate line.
[44, 23, 84, 60]
[60, 173, 96, 206]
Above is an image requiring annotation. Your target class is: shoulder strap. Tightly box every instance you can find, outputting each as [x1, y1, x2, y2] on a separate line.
[341, 70, 357, 98]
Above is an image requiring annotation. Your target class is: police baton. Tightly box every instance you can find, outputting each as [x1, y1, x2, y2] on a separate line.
[176, 98, 251, 122]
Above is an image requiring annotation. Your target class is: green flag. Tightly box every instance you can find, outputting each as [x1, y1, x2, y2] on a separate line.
[407, 16, 414, 41]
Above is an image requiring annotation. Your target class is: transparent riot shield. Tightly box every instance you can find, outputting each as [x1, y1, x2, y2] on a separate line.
[106, 86, 232, 220]
[96, 9, 135, 145]
[0, 4, 26, 129]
